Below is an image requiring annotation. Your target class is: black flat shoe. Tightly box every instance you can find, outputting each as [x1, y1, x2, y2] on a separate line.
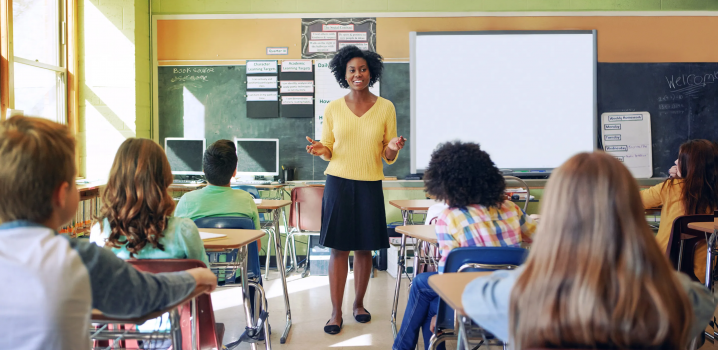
[324, 318, 343, 335]
[353, 308, 371, 323]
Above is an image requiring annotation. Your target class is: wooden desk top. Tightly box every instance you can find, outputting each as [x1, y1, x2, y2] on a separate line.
[257, 199, 291, 210]
[200, 228, 265, 250]
[77, 181, 106, 192]
[91, 284, 210, 324]
[687, 222, 717, 234]
[169, 183, 206, 190]
[395, 225, 437, 244]
[389, 199, 440, 211]
[428, 272, 492, 316]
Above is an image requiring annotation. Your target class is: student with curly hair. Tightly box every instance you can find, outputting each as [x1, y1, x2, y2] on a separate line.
[90, 138, 210, 267]
[305, 45, 406, 334]
[393, 141, 536, 350]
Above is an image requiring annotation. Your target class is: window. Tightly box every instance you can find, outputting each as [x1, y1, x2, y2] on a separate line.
[8, 0, 67, 123]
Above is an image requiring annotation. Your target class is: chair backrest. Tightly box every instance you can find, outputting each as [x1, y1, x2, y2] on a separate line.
[289, 186, 324, 231]
[193, 216, 261, 280]
[436, 247, 528, 332]
[667, 214, 711, 281]
[128, 259, 219, 350]
[231, 185, 260, 199]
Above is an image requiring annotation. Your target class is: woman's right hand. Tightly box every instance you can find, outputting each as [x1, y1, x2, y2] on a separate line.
[186, 267, 218, 293]
[306, 136, 329, 157]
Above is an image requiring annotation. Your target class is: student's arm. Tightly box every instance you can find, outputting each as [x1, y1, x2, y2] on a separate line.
[461, 268, 522, 342]
[173, 196, 188, 218]
[250, 201, 261, 230]
[178, 218, 211, 268]
[675, 271, 717, 339]
[67, 238, 199, 318]
[516, 206, 537, 243]
[640, 182, 665, 209]
[382, 105, 400, 164]
[319, 107, 334, 161]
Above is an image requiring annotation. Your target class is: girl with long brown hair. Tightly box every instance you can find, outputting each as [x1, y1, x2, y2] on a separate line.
[642, 139, 718, 283]
[461, 152, 714, 349]
[90, 138, 209, 266]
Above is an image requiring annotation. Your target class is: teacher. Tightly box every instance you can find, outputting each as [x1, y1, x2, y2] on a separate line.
[305, 45, 405, 335]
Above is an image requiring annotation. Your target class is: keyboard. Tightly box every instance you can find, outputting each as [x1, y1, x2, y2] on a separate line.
[173, 180, 204, 184]
[231, 180, 271, 185]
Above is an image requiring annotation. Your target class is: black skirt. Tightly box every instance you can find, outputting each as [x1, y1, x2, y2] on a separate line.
[320, 174, 390, 251]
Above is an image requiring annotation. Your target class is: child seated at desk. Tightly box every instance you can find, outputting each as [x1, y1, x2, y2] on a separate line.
[0, 116, 216, 350]
[462, 152, 715, 349]
[393, 141, 536, 350]
[640, 139, 718, 283]
[90, 138, 210, 267]
[174, 139, 260, 228]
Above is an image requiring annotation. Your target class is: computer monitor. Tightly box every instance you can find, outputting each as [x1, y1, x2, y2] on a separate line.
[234, 138, 279, 177]
[164, 138, 206, 175]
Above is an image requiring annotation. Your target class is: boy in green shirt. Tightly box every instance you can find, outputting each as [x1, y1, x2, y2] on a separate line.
[174, 139, 260, 228]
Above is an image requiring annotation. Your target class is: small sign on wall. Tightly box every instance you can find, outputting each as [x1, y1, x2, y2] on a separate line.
[266, 47, 288, 55]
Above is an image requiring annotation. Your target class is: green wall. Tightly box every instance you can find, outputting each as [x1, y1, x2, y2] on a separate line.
[151, 0, 718, 14]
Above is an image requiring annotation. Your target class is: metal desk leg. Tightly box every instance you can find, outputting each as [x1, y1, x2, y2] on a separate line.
[239, 245, 259, 350]
[391, 209, 410, 338]
[705, 230, 716, 290]
[170, 308, 183, 350]
[271, 208, 293, 344]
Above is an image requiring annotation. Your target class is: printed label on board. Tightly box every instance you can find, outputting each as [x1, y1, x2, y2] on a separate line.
[338, 42, 369, 50]
[308, 40, 337, 53]
[604, 134, 621, 141]
[615, 156, 624, 162]
[247, 91, 278, 101]
[282, 96, 313, 105]
[246, 61, 278, 74]
[311, 32, 337, 40]
[604, 124, 621, 130]
[608, 114, 643, 122]
[280, 81, 314, 93]
[266, 47, 288, 55]
[281, 60, 313, 72]
[323, 24, 354, 31]
[247, 76, 278, 89]
[605, 145, 628, 152]
[338, 32, 367, 41]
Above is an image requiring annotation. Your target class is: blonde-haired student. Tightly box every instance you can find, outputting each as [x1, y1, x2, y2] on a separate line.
[0, 116, 216, 350]
[90, 138, 210, 268]
[462, 152, 715, 349]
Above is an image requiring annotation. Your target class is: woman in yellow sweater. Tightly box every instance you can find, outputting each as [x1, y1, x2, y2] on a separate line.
[306, 46, 405, 334]
[641, 139, 718, 283]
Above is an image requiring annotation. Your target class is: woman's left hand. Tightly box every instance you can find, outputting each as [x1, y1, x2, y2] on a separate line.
[388, 136, 406, 151]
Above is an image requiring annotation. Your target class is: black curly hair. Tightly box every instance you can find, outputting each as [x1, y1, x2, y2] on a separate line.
[424, 141, 506, 208]
[329, 46, 383, 88]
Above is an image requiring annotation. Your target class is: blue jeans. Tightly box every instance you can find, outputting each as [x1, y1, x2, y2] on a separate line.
[393, 272, 445, 350]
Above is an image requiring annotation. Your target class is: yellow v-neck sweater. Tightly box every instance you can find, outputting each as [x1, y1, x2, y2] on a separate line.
[320, 96, 399, 181]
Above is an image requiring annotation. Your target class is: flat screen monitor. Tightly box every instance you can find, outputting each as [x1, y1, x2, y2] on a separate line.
[164, 138, 206, 175]
[235, 138, 279, 176]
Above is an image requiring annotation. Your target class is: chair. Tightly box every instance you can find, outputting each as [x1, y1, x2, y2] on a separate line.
[129, 259, 222, 350]
[428, 246, 528, 350]
[666, 214, 712, 282]
[504, 176, 531, 212]
[231, 185, 281, 278]
[283, 186, 324, 277]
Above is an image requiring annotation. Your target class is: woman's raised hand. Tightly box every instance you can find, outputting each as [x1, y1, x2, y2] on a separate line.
[306, 136, 328, 157]
[388, 136, 406, 151]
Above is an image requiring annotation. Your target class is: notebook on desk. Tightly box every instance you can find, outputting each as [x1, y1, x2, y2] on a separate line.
[199, 232, 227, 241]
[254, 198, 262, 205]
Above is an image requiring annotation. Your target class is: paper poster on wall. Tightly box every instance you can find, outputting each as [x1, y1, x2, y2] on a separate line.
[301, 18, 376, 59]
[247, 76, 278, 89]
[280, 81, 314, 93]
[246, 60, 278, 74]
[281, 60, 313, 72]
[247, 91, 279, 101]
[601, 112, 652, 178]
[314, 59, 379, 140]
[338, 42, 369, 50]
[282, 96, 313, 105]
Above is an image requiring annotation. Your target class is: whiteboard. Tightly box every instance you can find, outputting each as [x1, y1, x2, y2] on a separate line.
[411, 31, 597, 173]
[601, 112, 653, 178]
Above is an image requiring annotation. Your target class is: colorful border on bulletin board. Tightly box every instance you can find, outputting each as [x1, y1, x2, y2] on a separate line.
[301, 18, 376, 59]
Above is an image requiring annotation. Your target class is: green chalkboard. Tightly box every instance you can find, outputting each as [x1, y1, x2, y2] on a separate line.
[158, 64, 413, 180]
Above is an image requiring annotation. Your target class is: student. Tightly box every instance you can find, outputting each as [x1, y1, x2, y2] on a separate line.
[90, 138, 210, 268]
[462, 152, 715, 349]
[393, 141, 536, 350]
[641, 139, 718, 283]
[174, 139, 260, 228]
[0, 116, 217, 350]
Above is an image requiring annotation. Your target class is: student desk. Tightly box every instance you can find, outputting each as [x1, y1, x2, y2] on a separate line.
[256, 200, 294, 344]
[390, 222, 439, 338]
[428, 272, 493, 350]
[687, 221, 718, 289]
[90, 284, 211, 349]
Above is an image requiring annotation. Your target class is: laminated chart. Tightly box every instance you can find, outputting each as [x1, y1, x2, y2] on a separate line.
[601, 112, 652, 178]
[301, 18, 376, 59]
[314, 59, 379, 140]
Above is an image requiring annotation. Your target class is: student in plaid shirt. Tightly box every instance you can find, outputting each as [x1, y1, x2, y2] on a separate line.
[393, 141, 536, 350]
